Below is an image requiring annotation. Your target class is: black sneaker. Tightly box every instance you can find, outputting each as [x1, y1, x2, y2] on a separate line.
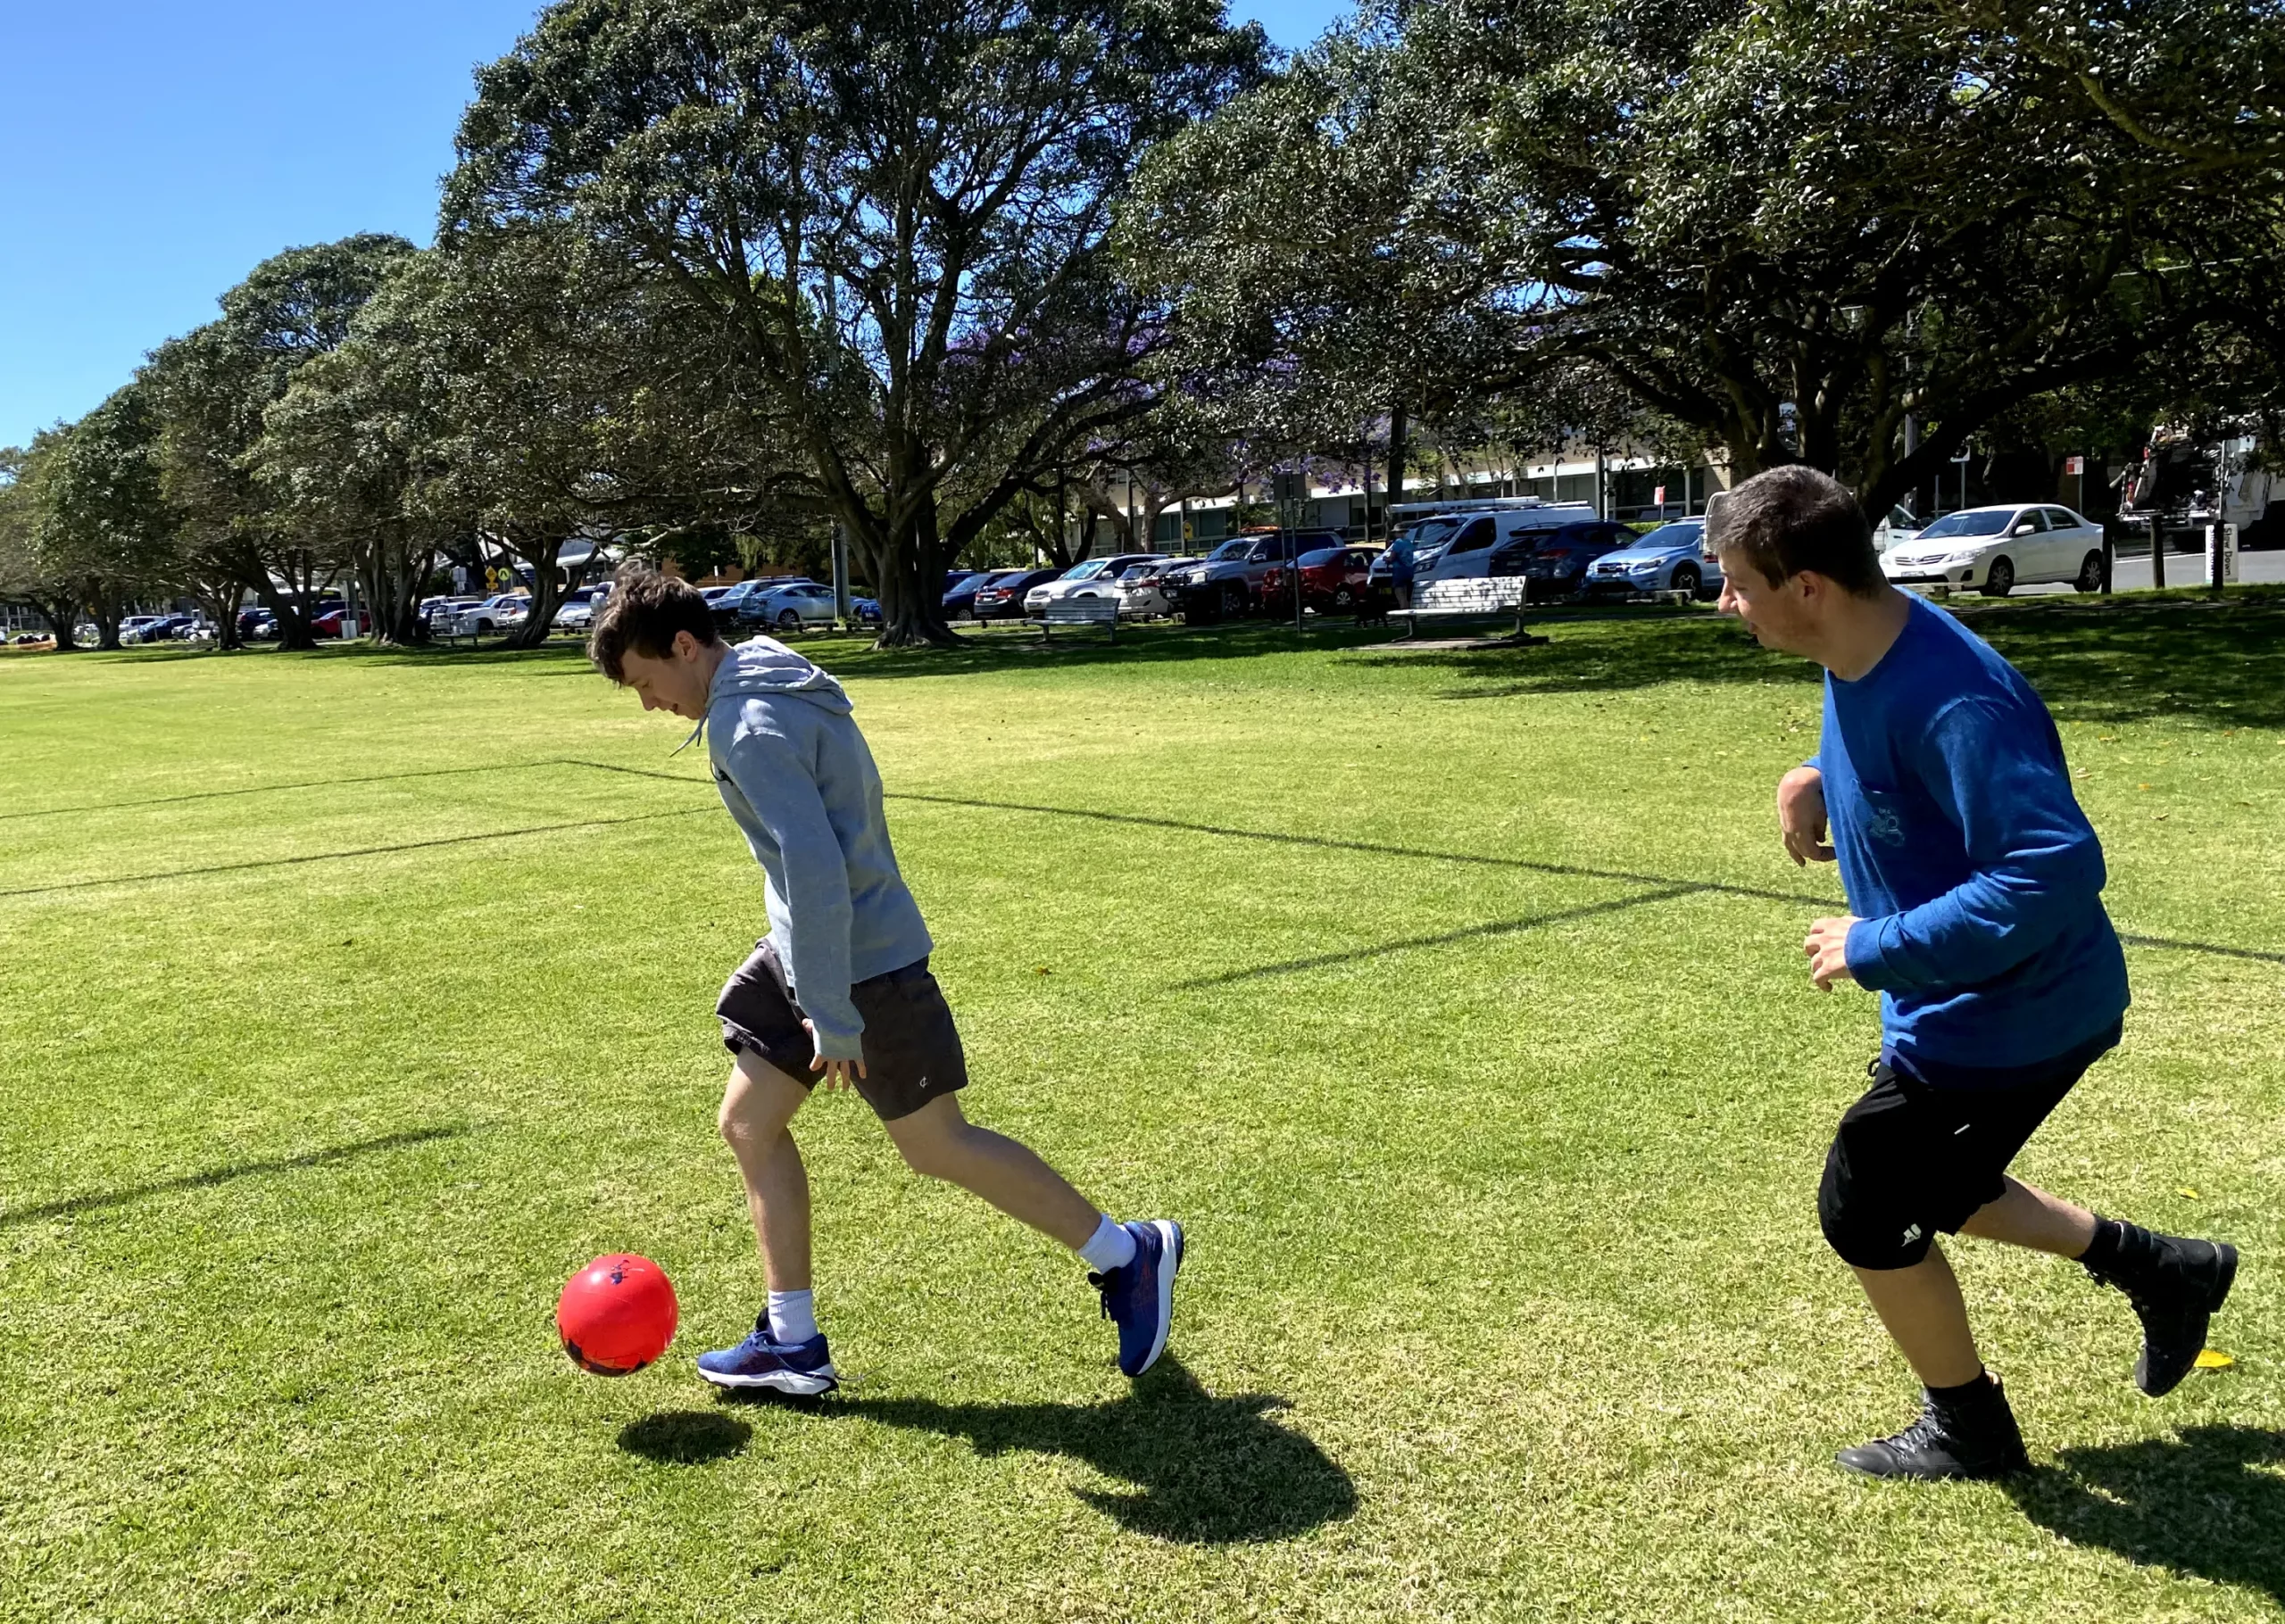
[2086, 1232, 2239, 1397]
[1835, 1380, 2030, 1480]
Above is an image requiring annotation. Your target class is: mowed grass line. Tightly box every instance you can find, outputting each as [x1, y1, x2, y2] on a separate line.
[1, 602, 2280, 1623]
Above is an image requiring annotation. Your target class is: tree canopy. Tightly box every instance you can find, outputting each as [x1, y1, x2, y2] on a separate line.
[445, 0, 1268, 642]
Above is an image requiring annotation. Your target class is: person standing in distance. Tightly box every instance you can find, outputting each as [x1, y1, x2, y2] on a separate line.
[1386, 526, 1417, 612]
[1708, 467, 2239, 1479]
[587, 568, 1183, 1394]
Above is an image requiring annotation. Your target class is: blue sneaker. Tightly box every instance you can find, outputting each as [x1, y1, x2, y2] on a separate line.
[1092, 1220, 1184, 1378]
[695, 1315, 838, 1396]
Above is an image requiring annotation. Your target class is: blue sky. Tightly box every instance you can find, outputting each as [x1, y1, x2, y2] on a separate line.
[0, 1, 1350, 450]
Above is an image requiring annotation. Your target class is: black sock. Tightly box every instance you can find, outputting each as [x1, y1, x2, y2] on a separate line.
[1928, 1369, 1997, 1407]
[2081, 1214, 2156, 1274]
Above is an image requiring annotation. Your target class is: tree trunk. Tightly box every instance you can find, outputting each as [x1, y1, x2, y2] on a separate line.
[501, 535, 567, 649]
[872, 502, 961, 649]
[35, 597, 82, 650]
[1386, 407, 1408, 537]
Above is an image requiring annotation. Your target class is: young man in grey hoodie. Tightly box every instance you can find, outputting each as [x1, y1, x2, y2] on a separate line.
[589, 568, 1182, 1394]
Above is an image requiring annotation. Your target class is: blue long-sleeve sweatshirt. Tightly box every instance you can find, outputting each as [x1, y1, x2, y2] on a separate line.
[703, 638, 934, 1060]
[1821, 594, 2129, 1074]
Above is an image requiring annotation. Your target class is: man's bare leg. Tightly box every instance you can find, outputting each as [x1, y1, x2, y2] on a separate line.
[1852, 1246, 1986, 1389]
[718, 1052, 814, 1290]
[882, 1093, 1100, 1249]
[1959, 1176, 2098, 1258]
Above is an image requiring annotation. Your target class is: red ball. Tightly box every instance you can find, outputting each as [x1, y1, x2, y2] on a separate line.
[557, 1254, 678, 1376]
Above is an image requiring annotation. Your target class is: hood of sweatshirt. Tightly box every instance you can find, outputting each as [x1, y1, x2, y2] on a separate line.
[708, 635, 854, 717]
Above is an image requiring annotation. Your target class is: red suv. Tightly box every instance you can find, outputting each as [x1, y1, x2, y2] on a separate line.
[1261, 545, 1379, 614]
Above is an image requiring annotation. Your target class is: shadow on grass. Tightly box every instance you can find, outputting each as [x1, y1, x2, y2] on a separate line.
[722, 1355, 1355, 1544]
[895, 795, 2285, 973]
[0, 758, 710, 824]
[0, 806, 711, 899]
[0, 1124, 466, 1229]
[619, 1410, 752, 1465]
[1371, 588, 2285, 730]
[1175, 884, 1699, 987]
[2008, 1426, 2285, 1606]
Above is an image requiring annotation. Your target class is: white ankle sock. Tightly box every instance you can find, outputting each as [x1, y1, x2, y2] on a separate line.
[768, 1288, 818, 1345]
[1077, 1214, 1137, 1273]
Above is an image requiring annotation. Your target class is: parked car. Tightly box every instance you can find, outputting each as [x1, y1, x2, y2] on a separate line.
[944, 568, 1018, 618]
[1583, 518, 1717, 600]
[553, 583, 613, 632]
[745, 580, 841, 633]
[1162, 530, 1344, 619]
[1880, 503, 2107, 595]
[1262, 545, 1380, 614]
[447, 594, 528, 635]
[1114, 561, 1182, 620]
[1489, 521, 1641, 600]
[116, 616, 170, 644]
[425, 596, 486, 633]
[1024, 553, 1164, 614]
[1415, 503, 1603, 585]
[310, 607, 374, 637]
[971, 568, 1063, 620]
[852, 596, 883, 626]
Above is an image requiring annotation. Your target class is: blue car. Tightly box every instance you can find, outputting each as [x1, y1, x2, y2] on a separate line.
[853, 597, 883, 626]
[1581, 518, 1718, 600]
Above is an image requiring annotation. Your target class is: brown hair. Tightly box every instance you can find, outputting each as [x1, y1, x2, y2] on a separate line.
[586, 565, 719, 683]
[1705, 466, 1882, 596]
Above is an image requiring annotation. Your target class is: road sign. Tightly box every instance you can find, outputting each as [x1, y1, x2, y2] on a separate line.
[2064, 456, 2085, 476]
[1271, 471, 1305, 503]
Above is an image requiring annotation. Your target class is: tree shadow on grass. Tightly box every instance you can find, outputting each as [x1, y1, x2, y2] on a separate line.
[0, 1125, 468, 1229]
[619, 1410, 753, 1464]
[1376, 588, 2285, 730]
[720, 1355, 1355, 1544]
[2007, 1426, 2285, 1606]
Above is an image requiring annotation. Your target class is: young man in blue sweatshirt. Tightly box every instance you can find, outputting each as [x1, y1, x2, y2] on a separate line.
[1709, 467, 2239, 1479]
[588, 569, 1182, 1394]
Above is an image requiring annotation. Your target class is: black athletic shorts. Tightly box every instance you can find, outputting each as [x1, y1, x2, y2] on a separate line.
[1817, 1022, 2121, 1271]
[716, 941, 968, 1123]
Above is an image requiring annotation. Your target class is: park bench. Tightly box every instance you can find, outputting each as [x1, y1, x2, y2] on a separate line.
[1035, 597, 1120, 643]
[1389, 576, 1541, 641]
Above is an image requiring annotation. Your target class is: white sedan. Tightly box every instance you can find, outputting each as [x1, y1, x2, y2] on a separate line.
[1023, 553, 1164, 613]
[1880, 504, 2107, 596]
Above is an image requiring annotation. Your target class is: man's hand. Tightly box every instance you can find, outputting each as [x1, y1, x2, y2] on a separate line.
[1778, 766, 1836, 866]
[1804, 916, 1862, 990]
[803, 1020, 867, 1090]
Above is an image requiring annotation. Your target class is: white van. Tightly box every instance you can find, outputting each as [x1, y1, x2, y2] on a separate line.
[1415, 501, 1599, 584]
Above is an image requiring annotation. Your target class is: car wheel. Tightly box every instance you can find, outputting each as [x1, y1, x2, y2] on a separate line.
[777, 609, 802, 632]
[1982, 557, 2015, 596]
[1670, 562, 1700, 597]
[477, 618, 494, 633]
[1333, 584, 1355, 609]
[2074, 551, 2105, 593]
[1220, 581, 1249, 617]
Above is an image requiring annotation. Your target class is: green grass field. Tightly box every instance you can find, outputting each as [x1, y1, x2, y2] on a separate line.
[4, 594, 2281, 1622]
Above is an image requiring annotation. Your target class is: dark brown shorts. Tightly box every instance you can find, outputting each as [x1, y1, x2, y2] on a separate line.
[716, 941, 968, 1122]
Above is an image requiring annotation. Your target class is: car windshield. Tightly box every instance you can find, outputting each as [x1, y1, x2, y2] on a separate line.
[1914, 510, 2014, 540]
[1207, 540, 1251, 561]
[1118, 566, 1151, 581]
[1298, 548, 1340, 567]
[1632, 522, 1703, 551]
[1407, 517, 1463, 549]
[1064, 559, 1110, 580]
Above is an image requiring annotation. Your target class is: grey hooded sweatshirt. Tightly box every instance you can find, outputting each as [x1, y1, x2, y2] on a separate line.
[703, 637, 933, 1060]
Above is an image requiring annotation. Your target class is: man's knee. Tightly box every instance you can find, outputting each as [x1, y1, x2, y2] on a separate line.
[890, 1107, 979, 1181]
[1819, 1154, 1936, 1271]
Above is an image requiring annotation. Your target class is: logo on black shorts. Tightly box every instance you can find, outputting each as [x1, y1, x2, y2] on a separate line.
[1901, 1222, 1924, 1245]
